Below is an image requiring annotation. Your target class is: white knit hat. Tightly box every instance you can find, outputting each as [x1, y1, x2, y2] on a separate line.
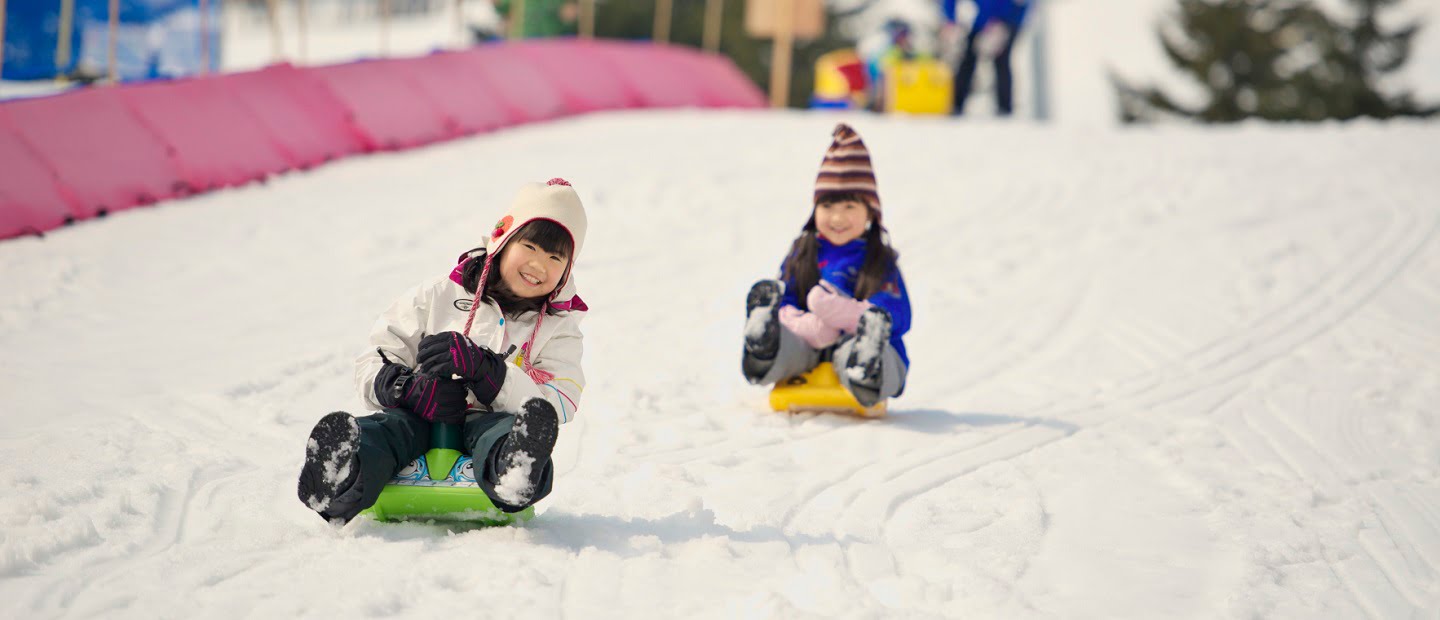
[488, 177, 588, 265]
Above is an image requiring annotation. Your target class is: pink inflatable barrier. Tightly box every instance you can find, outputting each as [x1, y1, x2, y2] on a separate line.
[121, 76, 294, 192]
[311, 59, 450, 151]
[0, 110, 80, 239]
[592, 42, 708, 109]
[220, 64, 370, 169]
[1, 42, 765, 242]
[3, 88, 185, 219]
[453, 45, 568, 123]
[397, 52, 517, 136]
[510, 40, 640, 113]
[668, 47, 767, 108]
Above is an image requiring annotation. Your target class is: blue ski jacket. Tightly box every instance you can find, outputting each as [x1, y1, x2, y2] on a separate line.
[942, 0, 1030, 31]
[780, 235, 912, 365]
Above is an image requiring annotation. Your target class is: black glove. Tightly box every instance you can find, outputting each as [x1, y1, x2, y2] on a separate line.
[373, 353, 469, 424]
[416, 332, 509, 406]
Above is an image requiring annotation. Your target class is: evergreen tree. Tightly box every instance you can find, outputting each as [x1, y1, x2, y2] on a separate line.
[1113, 0, 1438, 122]
[1325, 0, 1438, 118]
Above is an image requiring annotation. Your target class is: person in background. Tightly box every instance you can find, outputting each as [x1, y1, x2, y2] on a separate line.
[862, 19, 925, 112]
[943, 0, 1030, 116]
[494, 0, 579, 38]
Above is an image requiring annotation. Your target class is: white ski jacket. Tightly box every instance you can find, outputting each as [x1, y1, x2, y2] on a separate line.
[356, 178, 589, 423]
[353, 269, 586, 423]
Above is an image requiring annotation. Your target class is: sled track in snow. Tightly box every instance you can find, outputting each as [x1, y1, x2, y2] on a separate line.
[5, 115, 1440, 617]
[775, 198, 1440, 611]
[604, 187, 1440, 613]
[16, 356, 346, 617]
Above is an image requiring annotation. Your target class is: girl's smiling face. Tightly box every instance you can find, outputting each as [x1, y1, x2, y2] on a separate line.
[814, 199, 871, 245]
[499, 239, 568, 299]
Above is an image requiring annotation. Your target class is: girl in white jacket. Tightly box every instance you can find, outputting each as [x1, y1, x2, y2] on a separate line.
[298, 179, 588, 524]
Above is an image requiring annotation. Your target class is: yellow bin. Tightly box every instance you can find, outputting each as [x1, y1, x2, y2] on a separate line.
[769, 362, 887, 418]
[884, 58, 954, 116]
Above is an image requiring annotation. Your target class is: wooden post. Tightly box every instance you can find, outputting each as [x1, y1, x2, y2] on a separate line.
[579, 0, 594, 39]
[508, 0, 524, 39]
[380, 0, 391, 56]
[703, 0, 723, 52]
[266, 0, 284, 61]
[0, 0, 7, 91]
[453, 0, 465, 46]
[56, 0, 76, 80]
[653, 0, 672, 43]
[0, 0, 7, 92]
[199, 0, 210, 74]
[298, 0, 310, 61]
[769, 0, 794, 108]
[107, 0, 119, 83]
[1030, 0, 1050, 121]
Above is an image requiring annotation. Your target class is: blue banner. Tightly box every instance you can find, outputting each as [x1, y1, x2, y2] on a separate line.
[3, 0, 221, 82]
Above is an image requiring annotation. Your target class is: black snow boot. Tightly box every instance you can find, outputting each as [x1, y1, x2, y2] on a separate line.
[743, 280, 784, 383]
[297, 411, 365, 525]
[490, 398, 560, 508]
[744, 279, 783, 359]
[843, 307, 892, 407]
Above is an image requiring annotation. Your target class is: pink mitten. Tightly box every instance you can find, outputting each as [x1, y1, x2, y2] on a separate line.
[807, 283, 871, 333]
[779, 305, 841, 349]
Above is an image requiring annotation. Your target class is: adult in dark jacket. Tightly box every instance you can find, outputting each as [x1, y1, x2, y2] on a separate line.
[943, 0, 1030, 116]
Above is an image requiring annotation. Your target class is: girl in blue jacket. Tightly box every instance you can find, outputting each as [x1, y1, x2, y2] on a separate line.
[742, 124, 911, 407]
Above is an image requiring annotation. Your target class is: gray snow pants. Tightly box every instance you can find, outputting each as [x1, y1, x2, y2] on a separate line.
[354, 408, 553, 514]
[743, 323, 908, 404]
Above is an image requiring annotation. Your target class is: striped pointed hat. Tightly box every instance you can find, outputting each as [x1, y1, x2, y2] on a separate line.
[813, 123, 879, 210]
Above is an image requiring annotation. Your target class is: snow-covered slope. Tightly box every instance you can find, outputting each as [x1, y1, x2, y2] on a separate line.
[1, 111, 1437, 617]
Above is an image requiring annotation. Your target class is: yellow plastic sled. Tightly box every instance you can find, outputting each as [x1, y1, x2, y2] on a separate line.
[769, 362, 887, 418]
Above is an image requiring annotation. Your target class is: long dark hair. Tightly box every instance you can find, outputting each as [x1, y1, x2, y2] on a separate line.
[460, 219, 575, 317]
[780, 192, 898, 310]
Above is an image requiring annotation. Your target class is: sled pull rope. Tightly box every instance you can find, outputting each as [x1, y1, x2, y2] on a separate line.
[461, 256, 494, 338]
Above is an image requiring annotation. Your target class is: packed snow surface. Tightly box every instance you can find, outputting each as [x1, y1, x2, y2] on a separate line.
[1, 111, 1438, 618]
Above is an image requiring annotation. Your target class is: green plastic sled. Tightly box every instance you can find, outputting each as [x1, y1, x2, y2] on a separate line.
[360, 422, 535, 526]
